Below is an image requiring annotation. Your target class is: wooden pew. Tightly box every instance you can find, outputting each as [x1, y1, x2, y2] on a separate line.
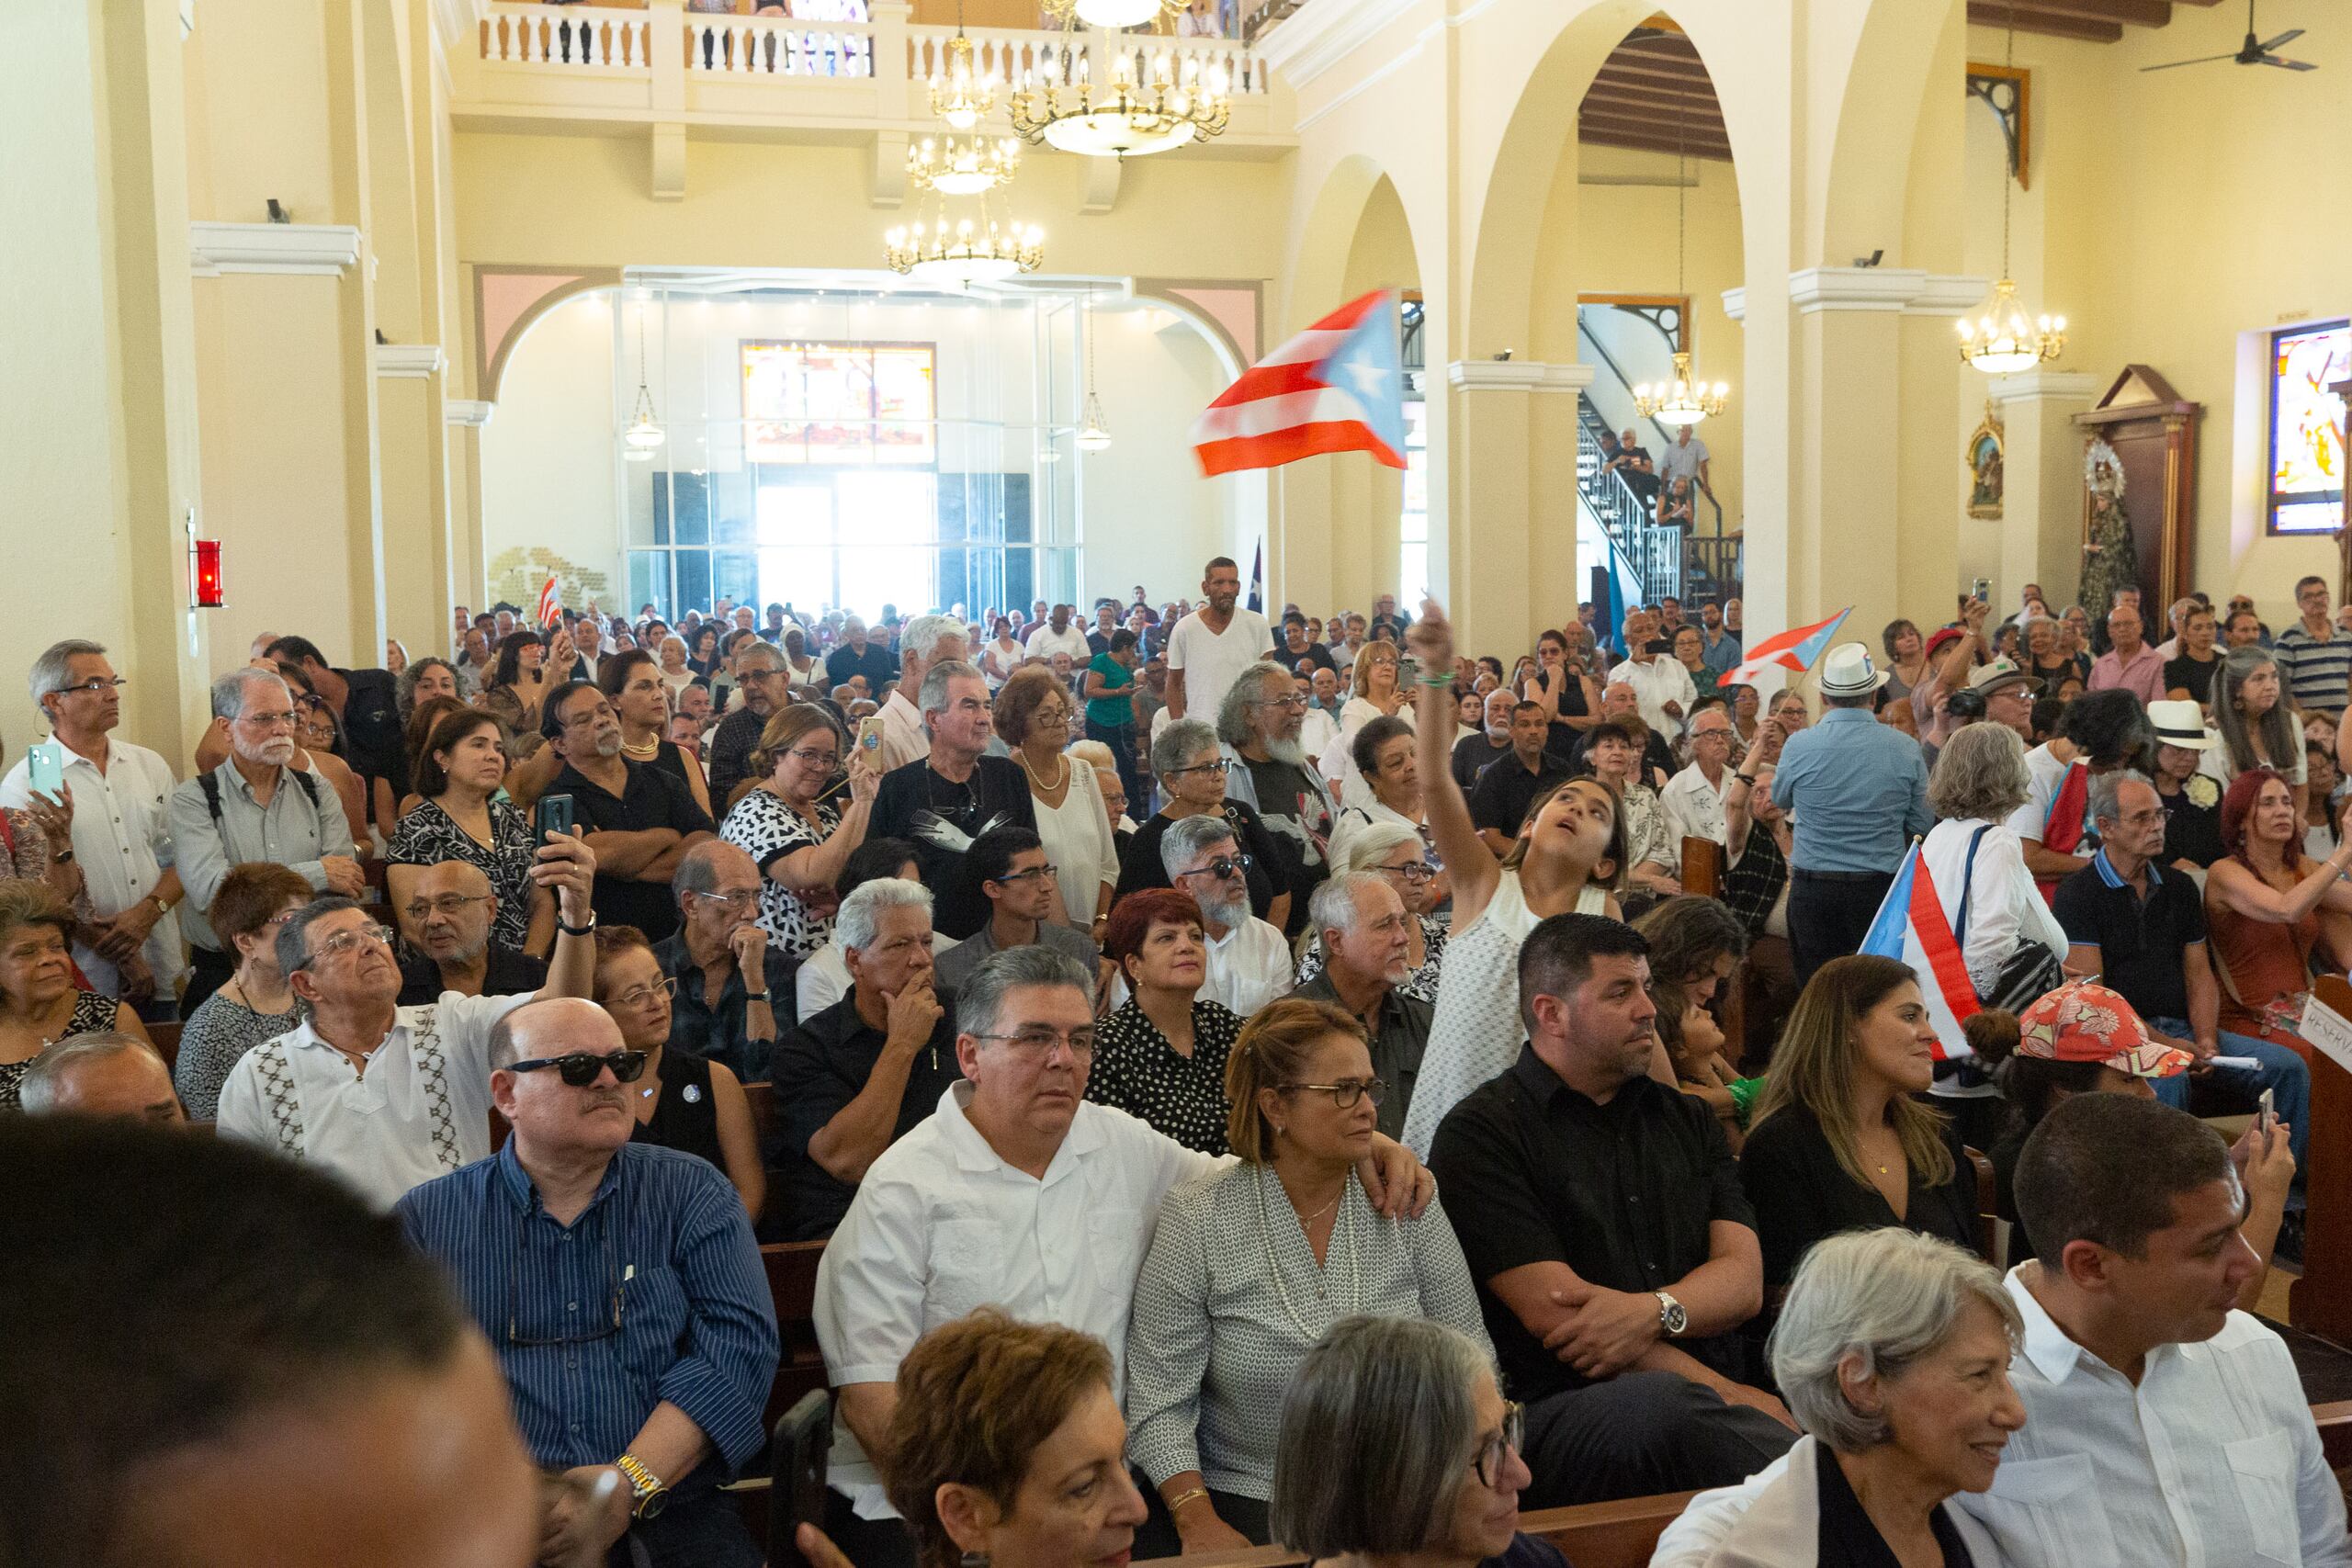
[2292, 976, 2352, 1343]
[1140, 1491, 1702, 1568]
[762, 1240, 829, 1431]
[146, 1021, 183, 1075]
[2315, 1399, 2352, 1471]
[1675, 835, 1747, 1053]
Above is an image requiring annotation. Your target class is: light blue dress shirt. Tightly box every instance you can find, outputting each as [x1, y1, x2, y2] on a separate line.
[1768, 707, 1930, 874]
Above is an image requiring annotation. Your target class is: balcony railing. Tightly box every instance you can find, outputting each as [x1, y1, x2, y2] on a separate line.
[469, 2, 1281, 127]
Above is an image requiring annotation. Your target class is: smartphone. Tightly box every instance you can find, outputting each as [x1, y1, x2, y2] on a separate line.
[533, 793, 574, 843]
[768, 1390, 833, 1568]
[1398, 655, 1420, 686]
[1971, 577, 1991, 604]
[2258, 1087, 2278, 1138]
[855, 714, 885, 755]
[25, 742, 64, 799]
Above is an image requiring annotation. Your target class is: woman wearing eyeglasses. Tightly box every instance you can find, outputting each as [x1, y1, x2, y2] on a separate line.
[1113, 718, 1288, 928]
[385, 707, 554, 960]
[175, 863, 312, 1120]
[1328, 716, 1436, 878]
[589, 923, 765, 1219]
[720, 705, 879, 961]
[1294, 820, 1449, 1004]
[1322, 641, 1417, 808]
[1125, 999, 1489, 1551]
[0, 878, 151, 1111]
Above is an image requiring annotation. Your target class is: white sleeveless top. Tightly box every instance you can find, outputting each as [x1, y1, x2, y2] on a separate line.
[1400, 868, 1607, 1156]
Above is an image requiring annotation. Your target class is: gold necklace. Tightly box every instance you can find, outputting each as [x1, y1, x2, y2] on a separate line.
[1018, 748, 1067, 792]
[620, 733, 660, 759]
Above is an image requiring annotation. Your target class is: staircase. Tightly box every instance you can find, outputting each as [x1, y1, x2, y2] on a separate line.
[1574, 312, 1743, 606]
[1574, 396, 1682, 607]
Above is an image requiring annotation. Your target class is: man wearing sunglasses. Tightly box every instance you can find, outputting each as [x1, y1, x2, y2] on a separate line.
[216, 829, 601, 1211]
[395, 861, 548, 1005]
[399, 997, 778, 1568]
[1159, 812, 1293, 1018]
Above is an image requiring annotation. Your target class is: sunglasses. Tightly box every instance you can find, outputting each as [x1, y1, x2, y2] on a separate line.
[507, 1050, 650, 1087]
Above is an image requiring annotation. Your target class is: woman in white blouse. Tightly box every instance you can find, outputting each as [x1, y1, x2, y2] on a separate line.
[995, 668, 1117, 937]
[655, 634, 695, 698]
[1125, 998, 1488, 1551]
[980, 615, 1025, 693]
[2203, 646, 2309, 821]
[1321, 639, 1414, 807]
[779, 622, 820, 690]
[1920, 721, 2072, 1150]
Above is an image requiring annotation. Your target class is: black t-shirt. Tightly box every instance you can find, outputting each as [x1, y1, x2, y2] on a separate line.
[1113, 803, 1283, 921]
[395, 943, 548, 1006]
[1817, 1438, 1977, 1568]
[868, 756, 1038, 939]
[823, 641, 898, 694]
[1273, 638, 1336, 673]
[2164, 652, 2222, 704]
[1453, 732, 1514, 793]
[1240, 756, 1330, 936]
[1736, 1103, 1980, 1293]
[1468, 751, 1576, 838]
[2050, 857, 2207, 1022]
[2157, 781, 2225, 868]
[1428, 1049, 1756, 1400]
[336, 667, 408, 797]
[548, 759, 716, 943]
[769, 989, 964, 1240]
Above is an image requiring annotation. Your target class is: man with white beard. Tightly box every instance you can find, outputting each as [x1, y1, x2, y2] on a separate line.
[170, 668, 364, 1015]
[1160, 813, 1294, 1016]
[1216, 660, 1337, 941]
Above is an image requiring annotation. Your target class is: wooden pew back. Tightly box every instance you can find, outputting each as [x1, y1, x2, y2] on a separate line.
[147, 1021, 183, 1075]
[1141, 1491, 1702, 1568]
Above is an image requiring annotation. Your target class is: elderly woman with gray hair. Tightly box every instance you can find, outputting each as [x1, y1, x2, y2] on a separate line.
[1265, 1315, 1555, 1568]
[1651, 1228, 2024, 1568]
[1112, 716, 1291, 928]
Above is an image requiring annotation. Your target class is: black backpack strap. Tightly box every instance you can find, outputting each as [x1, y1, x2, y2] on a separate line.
[198, 770, 223, 828]
[289, 768, 321, 810]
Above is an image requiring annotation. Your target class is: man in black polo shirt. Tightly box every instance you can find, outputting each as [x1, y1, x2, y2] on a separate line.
[1453, 688, 1517, 794]
[265, 635, 407, 799]
[540, 681, 714, 943]
[2053, 773, 2310, 1190]
[1428, 914, 1794, 1506]
[767, 877, 960, 1240]
[869, 661, 1036, 940]
[392, 861, 548, 1003]
[1468, 700, 1575, 857]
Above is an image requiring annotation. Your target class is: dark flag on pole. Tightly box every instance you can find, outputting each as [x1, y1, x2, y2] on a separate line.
[1247, 542, 1264, 614]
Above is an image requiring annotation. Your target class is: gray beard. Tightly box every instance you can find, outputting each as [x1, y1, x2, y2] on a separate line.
[435, 933, 489, 966]
[1260, 737, 1307, 767]
[589, 731, 623, 760]
[1198, 890, 1248, 928]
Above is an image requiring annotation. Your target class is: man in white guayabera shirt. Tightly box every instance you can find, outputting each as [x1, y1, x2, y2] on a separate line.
[1650, 1092, 2348, 1568]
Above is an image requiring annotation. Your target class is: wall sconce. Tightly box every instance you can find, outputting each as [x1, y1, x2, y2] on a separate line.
[190, 537, 224, 608]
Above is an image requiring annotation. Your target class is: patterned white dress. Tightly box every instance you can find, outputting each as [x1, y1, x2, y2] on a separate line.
[1399, 869, 1607, 1156]
[719, 788, 839, 958]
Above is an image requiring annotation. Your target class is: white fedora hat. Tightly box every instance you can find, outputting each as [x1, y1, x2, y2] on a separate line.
[2146, 698, 2216, 750]
[1816, 641, 1888, 698]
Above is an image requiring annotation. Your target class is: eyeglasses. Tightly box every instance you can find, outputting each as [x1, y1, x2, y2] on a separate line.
[972, 1027, 1097, 1060]
[1165, 759, 1231, 777]
[785, 747, 838, 767]
[1282, 1077, 1388, 1110]
[1178, 853, 1251, 883]
[607, 976, 678, 1010]
[293, 923, 396, 971]
[403, 893, 491, 920]
[1379, 861, 1437, 885]
[508, 1049, 650, 1087]
[685, 887, 757, 908]
[1250, 694, 1309, 710]
[1474, 1402, 1525, 1489]
[990, 863, 1060, 886]
[51, 677, 127, 696]
[507, 1208, 624, 1348]
[236, 710, 300, 731]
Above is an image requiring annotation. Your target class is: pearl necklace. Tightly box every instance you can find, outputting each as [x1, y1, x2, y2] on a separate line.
[1017, 748, 1068, 793]
[1257, 1166, 1361, 1337]
[620, 735, 660, 760]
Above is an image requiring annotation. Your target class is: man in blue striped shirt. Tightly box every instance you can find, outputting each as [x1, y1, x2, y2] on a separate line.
[398, 998, 779, 1568]
[2274, 575, 2352, 718]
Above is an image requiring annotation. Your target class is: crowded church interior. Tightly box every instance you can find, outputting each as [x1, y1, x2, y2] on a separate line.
[9, 0, 2352, 1564]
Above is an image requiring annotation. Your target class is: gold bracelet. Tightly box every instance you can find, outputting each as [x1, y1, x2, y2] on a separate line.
[1166, 1486, 1211, 1516]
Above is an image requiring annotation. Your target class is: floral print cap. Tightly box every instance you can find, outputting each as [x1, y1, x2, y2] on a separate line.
[2016, 980, 2193, 1078]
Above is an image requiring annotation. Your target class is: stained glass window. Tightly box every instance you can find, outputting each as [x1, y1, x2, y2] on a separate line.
[2268, 320, 2347, 536]
[741, 341, 936, 466]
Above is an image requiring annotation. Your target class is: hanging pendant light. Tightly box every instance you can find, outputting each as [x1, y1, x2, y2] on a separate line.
[1077, 285, 1113, 452]
[930, 1, 998, 132]
[625, 301, 663, 457]
[1960, 2, 2066, 373]
[1632, 128, 1729, 427]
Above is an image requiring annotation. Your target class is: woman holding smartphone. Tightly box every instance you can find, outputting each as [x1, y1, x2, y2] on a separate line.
[720, 705, 880, 959]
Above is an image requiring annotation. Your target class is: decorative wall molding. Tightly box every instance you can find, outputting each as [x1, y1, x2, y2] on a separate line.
[375, 344, 447, 379]
[1908, 275, 1992, 318]
[1724, 273, 1989, 323]
[1446, 360, 1594, 394]
[188, 221, 362, 277]
[1722, 287, 1746, 323]
[1254, 0, 1418, 89]
[1990, 369, 2099, 406]
[445, 400, 495, 427]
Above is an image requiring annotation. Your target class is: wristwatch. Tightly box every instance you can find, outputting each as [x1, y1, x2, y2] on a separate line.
[1656, 1292, 1688, 1337]
[557, 910, 597, 939]
[614, 1452, 669, 1520]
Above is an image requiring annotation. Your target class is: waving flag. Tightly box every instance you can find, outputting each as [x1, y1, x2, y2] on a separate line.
[1192, 290, 1407, 477]
[1716, 606, 1853, 689]
[535, 575, 560, 630]
[1860, 842, 1980, 1059]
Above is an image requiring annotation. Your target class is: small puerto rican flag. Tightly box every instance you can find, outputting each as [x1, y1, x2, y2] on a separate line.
[1717, 607, 1853, 689]
[1191, 290, 1408, 477]
[535, 575, 561, 631]
[1859, 841, 1980, 1060]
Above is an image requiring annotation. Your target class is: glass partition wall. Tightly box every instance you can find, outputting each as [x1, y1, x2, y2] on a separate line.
[617, 278, 1086, 624]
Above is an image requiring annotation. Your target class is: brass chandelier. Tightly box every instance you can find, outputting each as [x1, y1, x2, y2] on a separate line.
[927, 8, 997, 131]
[1632, 130, 1729, 427]
[1010, 39, 1231, 158]
[907, 133, 1021, 197]
[1959, 2, 2066, 373]
[885, 201, 1046, 286]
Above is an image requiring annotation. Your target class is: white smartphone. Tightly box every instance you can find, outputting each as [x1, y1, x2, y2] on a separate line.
[2258, 1087, 2278, 1137]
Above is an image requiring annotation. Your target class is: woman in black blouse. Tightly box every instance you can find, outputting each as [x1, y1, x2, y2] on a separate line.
[592, 924, 766, 1220]
[1113, 719, 1288, 927]
[1739, 955, 1981, 1299]
[1084, 888, 1244, 1154]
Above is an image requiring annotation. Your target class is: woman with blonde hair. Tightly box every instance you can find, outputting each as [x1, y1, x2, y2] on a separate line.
[1322, 638, 1416, 806]
[1125, 997, 1487, 1550]
[1740, 954, 1982, 1297]
[996, 667, 1116, 935]
[654, 632, 695, 698]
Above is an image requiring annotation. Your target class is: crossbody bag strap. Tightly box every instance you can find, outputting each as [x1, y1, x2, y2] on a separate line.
[1953, 823, 1994, 949]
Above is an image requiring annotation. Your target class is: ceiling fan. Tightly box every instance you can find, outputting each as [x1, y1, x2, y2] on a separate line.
[2143, 0, 2315, 73]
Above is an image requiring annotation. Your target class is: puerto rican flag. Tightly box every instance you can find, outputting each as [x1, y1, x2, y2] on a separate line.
[1860, 842, 1980, 1060]
[535, 575, 561, 630]
[1716, 606, 1853, 689]
[1192, 290, 1408, 477]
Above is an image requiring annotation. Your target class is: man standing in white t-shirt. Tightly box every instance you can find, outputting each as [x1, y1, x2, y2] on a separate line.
[1022, 604, 1091, 667]
[1164, 556, 1272, 723]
